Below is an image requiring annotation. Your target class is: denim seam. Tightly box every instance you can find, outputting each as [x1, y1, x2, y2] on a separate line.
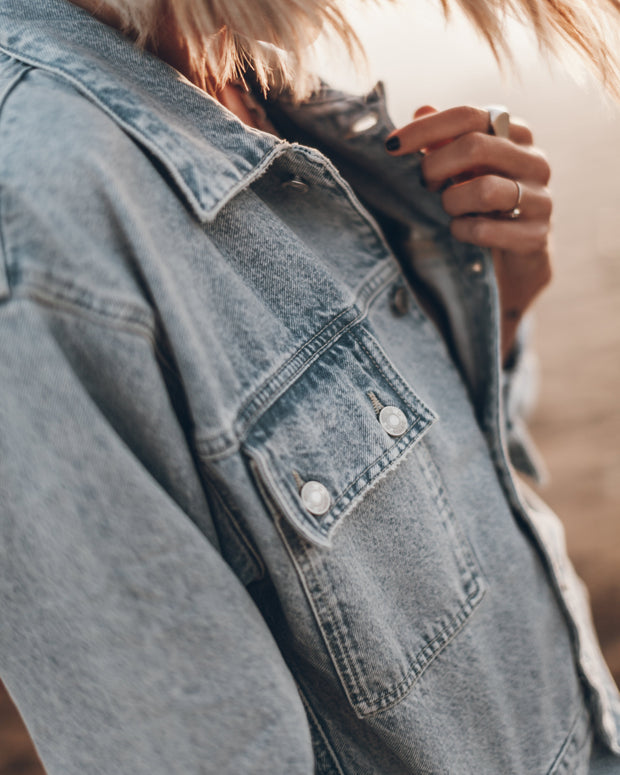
[313, 149, 403, 268]
[234, 259, 393, 426]
[275, 515, 372, 714]
[296, 416, 430, 534]
[255, 420, 485, 716]
[9, 269, 154, 327]
[196, 262, 399, 460]
[352, 328, 436, 421]
[6, 288, 179, 382]
[11, 285, 157, 338]
[291, 443, 485, 715]
[255, 409, 435, 545]
[468, 235, 618, 748]
[208, 484, 266, 582]
[0, 61, 32, 301]
[297, 684, 347, 775]
[415, 442, 483, 582]
[243, 323, 439, 545]
[546, 705, 591, 775]
[0, 49, 199, 212]
[285, 514, 485, 717]
[283, 143, 405, 274]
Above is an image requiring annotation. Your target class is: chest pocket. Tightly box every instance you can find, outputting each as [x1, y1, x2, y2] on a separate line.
[244, 322, 486, 718]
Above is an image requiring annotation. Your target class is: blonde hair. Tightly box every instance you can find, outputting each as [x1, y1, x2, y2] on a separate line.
[98, 0, 620, 97]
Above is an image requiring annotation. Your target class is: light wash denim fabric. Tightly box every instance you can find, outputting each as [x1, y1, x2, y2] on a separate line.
[0, 2, 619, 774]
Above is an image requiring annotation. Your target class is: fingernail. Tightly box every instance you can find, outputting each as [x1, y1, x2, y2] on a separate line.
[385, 135, 400, 152]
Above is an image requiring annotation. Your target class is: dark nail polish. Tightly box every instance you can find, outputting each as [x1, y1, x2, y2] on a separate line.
[385, 136, 400, 152]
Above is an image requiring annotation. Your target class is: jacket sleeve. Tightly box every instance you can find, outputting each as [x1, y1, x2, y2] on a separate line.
[0, 296, 314, 775]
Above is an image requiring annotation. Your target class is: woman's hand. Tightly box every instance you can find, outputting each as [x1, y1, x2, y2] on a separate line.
[385, 105, 553, 363]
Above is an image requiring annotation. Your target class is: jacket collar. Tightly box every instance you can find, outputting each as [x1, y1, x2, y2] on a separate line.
[0, 0, 285, 222]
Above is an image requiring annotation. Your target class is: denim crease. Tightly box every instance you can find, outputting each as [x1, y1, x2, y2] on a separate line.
[0, 1, 619, 773]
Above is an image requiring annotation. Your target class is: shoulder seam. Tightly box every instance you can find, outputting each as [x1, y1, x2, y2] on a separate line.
[0, 59, 32, 300]
[0, 58, 32, 115]
[6, 287, 179, 378]
[9, 272, 156, 336]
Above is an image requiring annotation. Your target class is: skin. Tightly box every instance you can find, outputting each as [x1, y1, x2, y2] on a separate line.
[386, 106, 553, 361]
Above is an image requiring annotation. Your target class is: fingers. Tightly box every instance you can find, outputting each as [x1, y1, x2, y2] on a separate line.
[413, 105, 438, 120]
[441, 176, 552, 219]
[385, 105, 535, 153]
[421, 132, 551, 190]
[509, 118, 533, 145]
[450, 216, 550, 254]
[387, 106, 489, 154]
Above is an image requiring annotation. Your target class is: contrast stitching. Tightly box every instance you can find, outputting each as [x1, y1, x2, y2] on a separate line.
[351, 331, 416, 411]
[196, 265, 399, 457]
[278, 519, 373, 710]
[367, 390, 384, 415]
[235, 260, 395, 426]
[291, 503, 484, 717]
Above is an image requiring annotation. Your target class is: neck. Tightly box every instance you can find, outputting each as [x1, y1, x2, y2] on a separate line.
[67, 0, 279, 132]
[69, 0, 213, 93]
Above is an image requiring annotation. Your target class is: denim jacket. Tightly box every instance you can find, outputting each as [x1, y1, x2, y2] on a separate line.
[1, 1, 619, 773]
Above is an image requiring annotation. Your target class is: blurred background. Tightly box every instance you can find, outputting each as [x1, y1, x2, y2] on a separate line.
[1, 1, 618, 771]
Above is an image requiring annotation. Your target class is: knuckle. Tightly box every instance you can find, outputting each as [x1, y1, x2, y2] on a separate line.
[513, 118, 534, 144]
[459, 105, 485, 130]
[477, 177, 499, 210]
[462, 132, 487, 163]
[536, 151, 552, 183]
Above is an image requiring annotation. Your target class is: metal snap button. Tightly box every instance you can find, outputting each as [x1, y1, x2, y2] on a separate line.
[348, 112, 379, 136]
[389, 284, 409, 317]
[379, 406, 408, 437]
[282, 177, 309, 193]
[300, 481, 331, 516]
[468, 260, 484, 274]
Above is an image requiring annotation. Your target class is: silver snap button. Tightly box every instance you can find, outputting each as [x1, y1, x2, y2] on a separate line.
[379, 406, 408, 437]
[282, 177, 309, 193]
[468, 260, 483, 274]
[300, 481, 331, 516]
[348, 112, 379, 135]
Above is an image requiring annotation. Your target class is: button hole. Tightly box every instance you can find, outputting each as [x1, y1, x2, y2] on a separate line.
[367, 390, 384, 416]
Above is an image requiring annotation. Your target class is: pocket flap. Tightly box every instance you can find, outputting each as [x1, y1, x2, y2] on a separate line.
[245, 324, 438, 547]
